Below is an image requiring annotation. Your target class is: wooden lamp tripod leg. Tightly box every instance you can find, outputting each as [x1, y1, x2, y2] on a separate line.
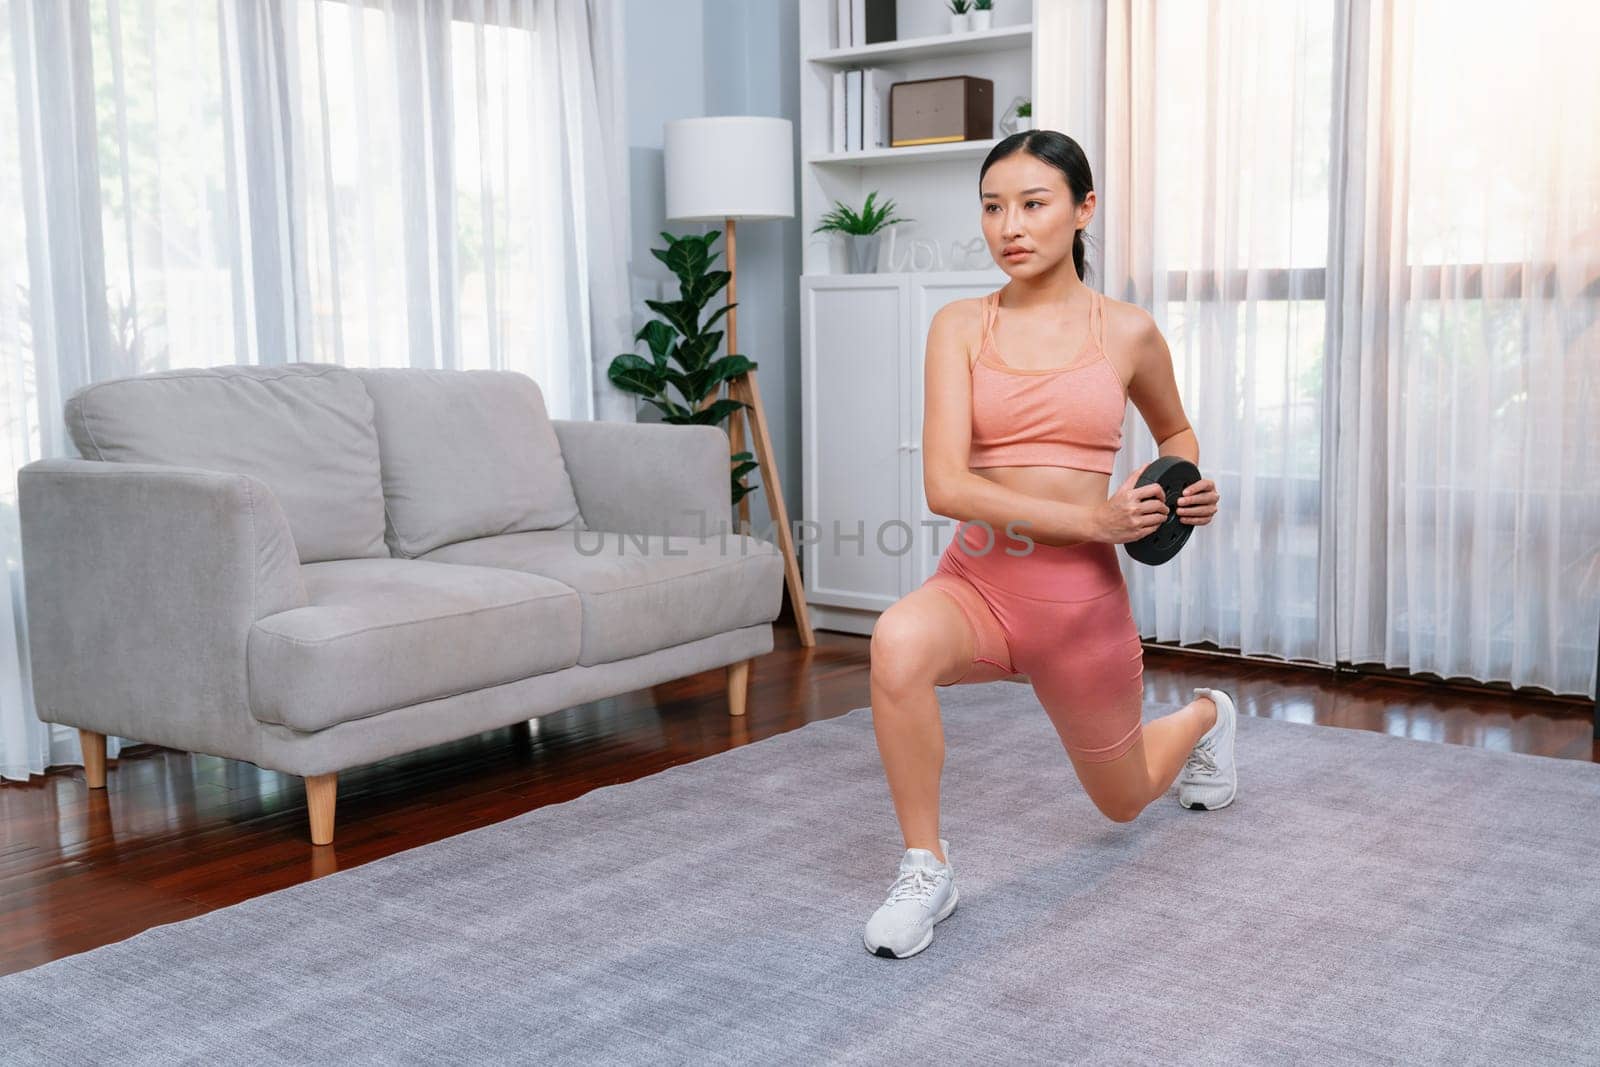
[712, 218, 813, 647]
[728, 383, 752, 532]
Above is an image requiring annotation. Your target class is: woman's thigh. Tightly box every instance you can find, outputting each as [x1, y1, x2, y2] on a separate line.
[1009, 589, 1145, 760]
[871, 577, 1015, 690]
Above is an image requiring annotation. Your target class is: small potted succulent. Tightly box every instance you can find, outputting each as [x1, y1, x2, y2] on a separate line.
[1016, 99, 1033, 131]
[971, 0, 994, 32]
[813, 191, 914, 273]
[947, 0, 971, 33]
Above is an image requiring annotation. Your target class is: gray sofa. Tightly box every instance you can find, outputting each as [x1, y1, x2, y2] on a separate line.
[17, 364, 783, 844]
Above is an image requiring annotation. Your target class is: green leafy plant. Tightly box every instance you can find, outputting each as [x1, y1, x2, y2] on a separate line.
[973, 0, 994, 10]
[947, 0, 971, 13]
[608, 230, 760, 506]
[811, 191, 914, 237]
[1016, 99, 1031, 118]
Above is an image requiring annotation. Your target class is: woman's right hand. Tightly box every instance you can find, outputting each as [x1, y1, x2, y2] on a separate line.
[1094, 463, 1170, 543]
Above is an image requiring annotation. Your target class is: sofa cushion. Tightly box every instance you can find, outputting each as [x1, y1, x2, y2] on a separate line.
[249, 558, 581, 731]
[420, 529, 784, 666]
[64, 364, 387, 563]
[352, 368, 586, 558]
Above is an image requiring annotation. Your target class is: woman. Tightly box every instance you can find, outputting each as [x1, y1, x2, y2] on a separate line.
[862, 130, 1234, 960]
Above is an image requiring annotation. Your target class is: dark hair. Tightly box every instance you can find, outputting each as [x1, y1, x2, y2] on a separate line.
[978, 129, 1096, 283]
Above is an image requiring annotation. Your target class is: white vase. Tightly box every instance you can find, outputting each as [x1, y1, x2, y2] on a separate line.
[1016, 116, 1034, 132]
[950, 12, 971, 33]
[971, 10, 992, 31]
[845, 233, 882, 274]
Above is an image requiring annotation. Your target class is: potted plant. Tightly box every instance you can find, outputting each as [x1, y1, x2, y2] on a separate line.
[812, 191, 914, 273]
[971, 0, 994, 31]
[947, 0, 971, 33]
[607, 230, 761, 506]
[1016, 99, 1033, 131]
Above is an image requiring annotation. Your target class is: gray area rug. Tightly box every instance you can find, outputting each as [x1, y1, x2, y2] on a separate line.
[3, 681, 1598, 1066]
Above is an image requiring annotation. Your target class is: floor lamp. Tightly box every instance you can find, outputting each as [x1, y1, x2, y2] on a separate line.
[663, 116, 814, 647]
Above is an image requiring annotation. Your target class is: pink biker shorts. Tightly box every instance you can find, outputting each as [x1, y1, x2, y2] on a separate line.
[922, 521, 1146, 763]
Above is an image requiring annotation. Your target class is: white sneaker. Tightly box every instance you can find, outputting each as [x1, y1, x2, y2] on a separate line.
[862, 838, 958, 959]
[1177, 687, 1238, 810]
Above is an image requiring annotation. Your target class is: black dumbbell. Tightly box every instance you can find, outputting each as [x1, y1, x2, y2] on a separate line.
[1123, 457, 1203, 566]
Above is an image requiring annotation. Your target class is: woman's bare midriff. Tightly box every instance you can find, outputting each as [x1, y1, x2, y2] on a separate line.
[971, 465, 1109, 544]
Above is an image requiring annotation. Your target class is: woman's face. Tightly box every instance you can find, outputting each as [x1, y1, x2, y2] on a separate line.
[979, 153, 1094, 277]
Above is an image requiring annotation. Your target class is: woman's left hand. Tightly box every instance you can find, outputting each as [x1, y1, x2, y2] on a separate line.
[1176, 478, 1219, 525]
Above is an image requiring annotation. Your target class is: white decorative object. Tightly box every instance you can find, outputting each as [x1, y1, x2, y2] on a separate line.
[1017, 116, 1034, 131]
[950, 11, 971, 33]
[884, 227, 993, 273]
[998, 95, 1028, 136]
[952, 235, 991, 269]
[972, 10, 993, 31]
[893, 232, 942, 272]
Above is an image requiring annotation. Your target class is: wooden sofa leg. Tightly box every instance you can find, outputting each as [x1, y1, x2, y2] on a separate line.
[305, 773, 337, 846]
[727, 659, 751, 717]
[80, 730, 107, 789]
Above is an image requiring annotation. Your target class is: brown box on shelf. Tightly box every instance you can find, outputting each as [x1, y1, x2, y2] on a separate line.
[888, 76, 993, 147]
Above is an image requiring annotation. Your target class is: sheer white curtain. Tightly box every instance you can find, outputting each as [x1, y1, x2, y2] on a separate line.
[1039, 0, 1599, 696]
[0, 0, 634, 781]
[1328, 0, 1600, 694]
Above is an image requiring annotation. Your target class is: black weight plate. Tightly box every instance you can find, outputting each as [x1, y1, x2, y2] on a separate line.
[1124, 457, 1202, 566]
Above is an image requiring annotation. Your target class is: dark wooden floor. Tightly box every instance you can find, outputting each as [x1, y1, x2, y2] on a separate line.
[3, 607, 1594, 977]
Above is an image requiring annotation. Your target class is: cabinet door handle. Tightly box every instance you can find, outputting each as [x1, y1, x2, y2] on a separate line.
[906, 443, 921, 452]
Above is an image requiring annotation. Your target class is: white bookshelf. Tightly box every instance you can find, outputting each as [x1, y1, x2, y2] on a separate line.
[806, 23, 1034, 67]
[798, 0, 1037, 277]
[807, 137, 1001, 168]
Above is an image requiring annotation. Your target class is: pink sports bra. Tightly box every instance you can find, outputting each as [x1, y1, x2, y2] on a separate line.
[967, 288, 1126, 475]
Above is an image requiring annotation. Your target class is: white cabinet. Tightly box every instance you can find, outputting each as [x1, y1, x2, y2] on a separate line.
[799, 275, 907, 622]
[800, 270, 1004, 635]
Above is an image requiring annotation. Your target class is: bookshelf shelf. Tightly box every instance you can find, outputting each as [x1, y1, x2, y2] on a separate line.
[800, 2, 1035, 275]
[807, 138, 1001, 167]
[806, 24, 1033, 67]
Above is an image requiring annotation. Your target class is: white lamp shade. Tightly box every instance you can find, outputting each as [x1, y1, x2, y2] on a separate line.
[663, 116, 795, 222]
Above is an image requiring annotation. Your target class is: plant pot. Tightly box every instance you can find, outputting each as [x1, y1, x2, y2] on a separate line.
[1016, 116, 1034, 132]
[971, 10, 993, 31]
[845, 232, 882, 273]
[949, 12, 971, 33]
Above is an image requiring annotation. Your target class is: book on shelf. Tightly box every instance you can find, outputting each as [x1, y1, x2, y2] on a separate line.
[863, 67, 889, 149]
[834, 0, 896, 49]
[832, 66, 891, 154]
[832, 70, 846, 152]
[847, 69, 861, 151]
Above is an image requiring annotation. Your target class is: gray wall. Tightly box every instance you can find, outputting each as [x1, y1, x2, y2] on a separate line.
[624, 0, 802, 547]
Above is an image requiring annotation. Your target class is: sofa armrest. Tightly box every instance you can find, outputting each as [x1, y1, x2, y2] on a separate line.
[17, 458, 306, 758]
[552, 420, 733, 538]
